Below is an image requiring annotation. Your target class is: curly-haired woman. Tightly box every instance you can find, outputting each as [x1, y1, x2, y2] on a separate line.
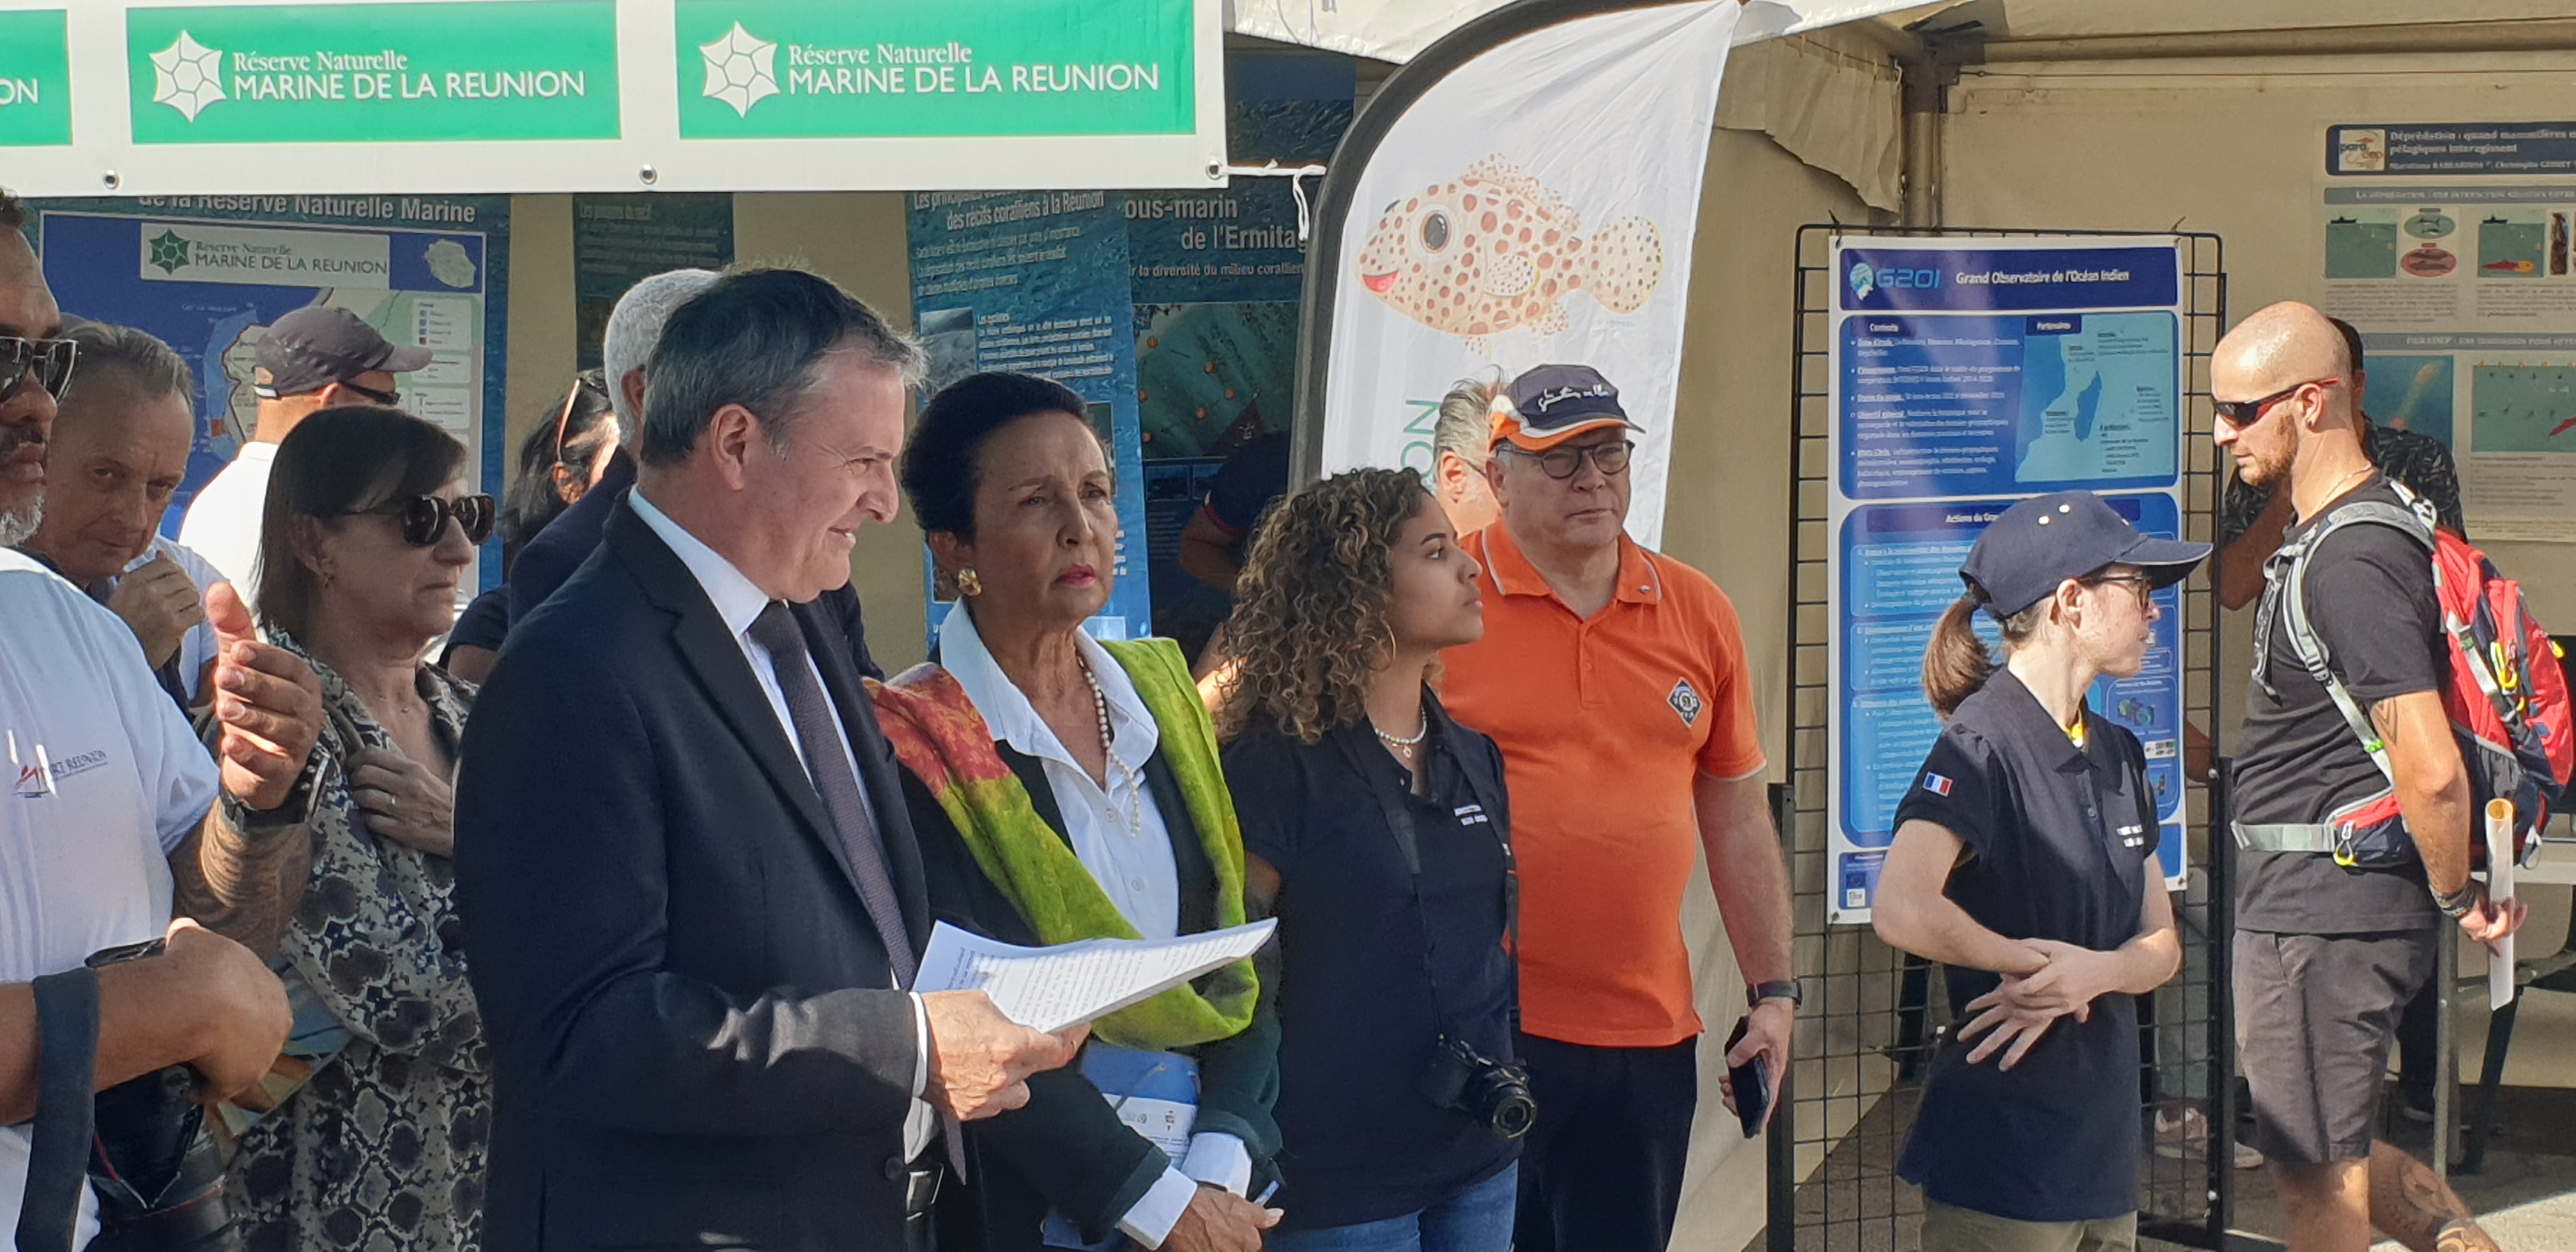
[1220, 467, 1522, 1252]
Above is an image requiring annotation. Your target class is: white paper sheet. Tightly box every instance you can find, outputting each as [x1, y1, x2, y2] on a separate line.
[2488, 798, 2517, 1012]
[914, 919, 1277, 1034]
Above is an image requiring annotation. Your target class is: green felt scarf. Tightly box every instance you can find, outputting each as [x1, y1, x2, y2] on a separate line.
[868, 637, 1256, 1051]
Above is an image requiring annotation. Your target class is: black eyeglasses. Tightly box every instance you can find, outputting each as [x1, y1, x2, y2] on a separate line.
[337, 494, 496, 547]
[2087, 570, 2158, 604]
[2214, 377, 2338, 428]
[0, 337, 78, 402]
[336, 378, 402, 407]
[1503, 439, 1634, 480]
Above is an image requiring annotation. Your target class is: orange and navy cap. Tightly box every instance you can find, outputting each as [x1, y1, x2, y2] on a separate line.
[1489, 363, 1643, 452]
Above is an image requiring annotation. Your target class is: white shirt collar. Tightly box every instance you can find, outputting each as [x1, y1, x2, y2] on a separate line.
[938, 600, 1158, 770]
[627, 489, 773, 637]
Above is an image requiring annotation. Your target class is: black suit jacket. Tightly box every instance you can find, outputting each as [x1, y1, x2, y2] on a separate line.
[457, 503, 930, 1252]
[507, 457, 881, 680]
[902, 744, 1280, 1251]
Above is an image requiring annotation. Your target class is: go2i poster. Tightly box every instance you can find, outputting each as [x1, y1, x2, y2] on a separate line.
[1825, 235, 2191, 924]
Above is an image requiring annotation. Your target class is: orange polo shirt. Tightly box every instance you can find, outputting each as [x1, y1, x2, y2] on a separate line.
[1441, 523, 1766, 1048]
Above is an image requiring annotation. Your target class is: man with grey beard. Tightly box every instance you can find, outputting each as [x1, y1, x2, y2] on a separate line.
[0, 190, 328, 1246]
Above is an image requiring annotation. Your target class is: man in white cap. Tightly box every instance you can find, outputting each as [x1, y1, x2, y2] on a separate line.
[178, 305, 429, 603]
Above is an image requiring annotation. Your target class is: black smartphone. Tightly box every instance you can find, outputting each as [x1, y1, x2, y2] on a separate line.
[1726, 1015, 1770, 1140]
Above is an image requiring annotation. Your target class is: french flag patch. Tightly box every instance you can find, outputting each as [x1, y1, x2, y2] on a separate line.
[1923, 772, 1954, 797]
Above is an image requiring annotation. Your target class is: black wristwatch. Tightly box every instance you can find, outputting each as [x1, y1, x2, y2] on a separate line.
[1747, 979, 1802, 1010]
[2432, 882, 2480, 921]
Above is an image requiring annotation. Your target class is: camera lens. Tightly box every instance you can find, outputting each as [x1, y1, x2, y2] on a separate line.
[1489, 1087, 1538, 1140]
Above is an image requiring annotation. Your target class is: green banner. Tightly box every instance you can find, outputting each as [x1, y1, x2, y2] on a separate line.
[0, 11, 73, 148]
[674, 0, 1193, 140]
[126, 1, 621, 145]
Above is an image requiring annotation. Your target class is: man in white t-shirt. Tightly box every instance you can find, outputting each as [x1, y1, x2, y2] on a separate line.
[22, 322, 226, 708]
[1, 190, 319, 1246]
[178, 303, 427, 606]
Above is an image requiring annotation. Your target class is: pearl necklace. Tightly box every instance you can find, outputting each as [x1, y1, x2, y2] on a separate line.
[1374, 701, 1429, 768]
[1080, 659, 1146, 840]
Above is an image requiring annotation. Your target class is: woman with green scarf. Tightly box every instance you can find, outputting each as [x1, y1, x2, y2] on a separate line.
[871, 372, 1280, 1252]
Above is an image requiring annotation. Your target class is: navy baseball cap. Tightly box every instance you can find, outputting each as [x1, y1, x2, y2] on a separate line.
[253, 306, 433, 399]
[1961, 492, 2209, 620]
[1490, 363, 1643, 452]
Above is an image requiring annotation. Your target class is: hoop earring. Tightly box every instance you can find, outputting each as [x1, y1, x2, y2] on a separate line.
[956, 568, 983, 597]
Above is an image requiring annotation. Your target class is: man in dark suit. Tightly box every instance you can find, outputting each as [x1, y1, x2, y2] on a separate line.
[456, 267, 1081, 1252]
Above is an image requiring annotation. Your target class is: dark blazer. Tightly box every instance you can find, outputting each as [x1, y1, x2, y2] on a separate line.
[456, 503, 932, 1252]
[900, 741, 1280, 1251]
[507, 457, 881, 680]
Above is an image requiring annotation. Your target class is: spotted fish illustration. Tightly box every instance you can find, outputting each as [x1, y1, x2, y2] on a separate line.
[1354, 156, 1663, 355]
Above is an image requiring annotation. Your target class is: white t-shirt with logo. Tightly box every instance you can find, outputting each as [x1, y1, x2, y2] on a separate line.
[177, 442, 275, 611]
[0, 548, 222, 1248]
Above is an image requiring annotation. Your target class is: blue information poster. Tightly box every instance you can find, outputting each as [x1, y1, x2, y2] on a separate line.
[1825, 236, 2188, 924]
[907, 192, 1153, 650]
[28, 196, 510, 590]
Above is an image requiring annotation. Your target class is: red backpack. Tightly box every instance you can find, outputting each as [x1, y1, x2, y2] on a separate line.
[2247, 483, 2575, 869]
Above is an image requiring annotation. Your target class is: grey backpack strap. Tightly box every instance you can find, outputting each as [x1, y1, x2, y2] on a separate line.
[2275, 500, 2435, 791]
[17, 967, 100, 1252]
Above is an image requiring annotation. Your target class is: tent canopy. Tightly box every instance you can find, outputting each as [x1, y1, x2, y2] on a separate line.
[1227, 0, 2576, 65]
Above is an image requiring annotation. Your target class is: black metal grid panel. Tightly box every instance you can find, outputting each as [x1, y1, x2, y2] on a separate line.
[1770, 226, 2234, 1252]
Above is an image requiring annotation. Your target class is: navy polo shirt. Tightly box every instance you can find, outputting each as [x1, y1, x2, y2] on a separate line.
[1892, 669, 2158, 1223]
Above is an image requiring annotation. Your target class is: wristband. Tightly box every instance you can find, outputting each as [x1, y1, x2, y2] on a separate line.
[1747, 979, 1802, 1010]
[2432, 882, 2480, 920]
[227, 745, 328, 830]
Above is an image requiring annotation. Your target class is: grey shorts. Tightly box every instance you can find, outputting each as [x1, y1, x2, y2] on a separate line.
[1920, 1200, 2136, 1252]
[2233, 928, 2438, 1164]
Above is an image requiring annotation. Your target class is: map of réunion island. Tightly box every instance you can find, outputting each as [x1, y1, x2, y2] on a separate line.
[2016, 311, 2179, 485]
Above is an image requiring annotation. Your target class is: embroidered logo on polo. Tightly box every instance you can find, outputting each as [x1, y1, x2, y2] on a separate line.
[1923, 772, 1954, 797]
[1667, 679, 1703, 726]
[2117, 823, 2147, 850]
[1453, 803, 1491, 827]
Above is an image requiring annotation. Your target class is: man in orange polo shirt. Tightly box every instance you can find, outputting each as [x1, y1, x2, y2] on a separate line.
[1443, 364, 1795, 1252]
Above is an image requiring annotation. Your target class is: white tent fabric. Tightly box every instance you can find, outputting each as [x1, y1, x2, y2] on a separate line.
[1229, 0, 2575, 65]
[1227, 0, 1935, 65]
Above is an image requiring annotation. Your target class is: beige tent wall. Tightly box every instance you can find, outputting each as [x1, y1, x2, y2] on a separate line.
[1944, 50, 2576, 636]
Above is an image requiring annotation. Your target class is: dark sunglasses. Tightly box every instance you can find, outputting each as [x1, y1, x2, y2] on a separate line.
[1503, 439, 1634, 480]
[0, 336, 78, 402]
[337, 378, 402, 407]
[338, 493, 496, 547]
[2214, 376, 2339, 428]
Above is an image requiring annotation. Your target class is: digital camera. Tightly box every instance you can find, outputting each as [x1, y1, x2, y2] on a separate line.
[1419, 1034, 1537, 1140]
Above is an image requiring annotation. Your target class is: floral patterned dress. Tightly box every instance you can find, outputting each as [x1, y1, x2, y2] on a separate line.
[232, 636, 489, 1252]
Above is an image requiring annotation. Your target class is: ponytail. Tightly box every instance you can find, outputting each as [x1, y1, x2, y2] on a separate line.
[1921, 586, 2051, 717]
[1922, 593, 1994, 717]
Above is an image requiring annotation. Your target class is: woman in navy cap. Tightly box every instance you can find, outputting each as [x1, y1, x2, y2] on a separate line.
[1873, 491, 2205, 1252]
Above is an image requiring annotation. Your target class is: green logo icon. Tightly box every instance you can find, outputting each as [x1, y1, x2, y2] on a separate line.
[149, 30, 225, 122]
[699, 22, 779, 118]
[148, 230, 193, 274]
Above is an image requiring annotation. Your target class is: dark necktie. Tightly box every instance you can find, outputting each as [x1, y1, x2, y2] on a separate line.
[749, 605, 967, 1176]
[748, 601, 917, 984]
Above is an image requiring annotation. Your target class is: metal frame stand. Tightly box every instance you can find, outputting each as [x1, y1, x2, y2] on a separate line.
[1773, 224, 2248, 1250]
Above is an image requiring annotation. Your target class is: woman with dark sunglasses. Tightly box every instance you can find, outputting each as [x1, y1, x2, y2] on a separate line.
[234, 406, 494, 1252]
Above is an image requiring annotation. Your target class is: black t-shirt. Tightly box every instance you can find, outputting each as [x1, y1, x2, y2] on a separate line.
[2234, 478, 2446, 934]
[1223, 697, 1517, 1229]
[1890, 669, 2156, 1223]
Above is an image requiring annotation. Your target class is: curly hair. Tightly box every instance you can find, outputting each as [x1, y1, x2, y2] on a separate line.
[1218, 466, 1432, 744]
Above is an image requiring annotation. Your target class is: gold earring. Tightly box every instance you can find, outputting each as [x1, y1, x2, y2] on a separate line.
[956, 568, 983, 597]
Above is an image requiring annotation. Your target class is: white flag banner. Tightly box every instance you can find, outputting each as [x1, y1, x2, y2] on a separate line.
[1311, 0, 1742, 547]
